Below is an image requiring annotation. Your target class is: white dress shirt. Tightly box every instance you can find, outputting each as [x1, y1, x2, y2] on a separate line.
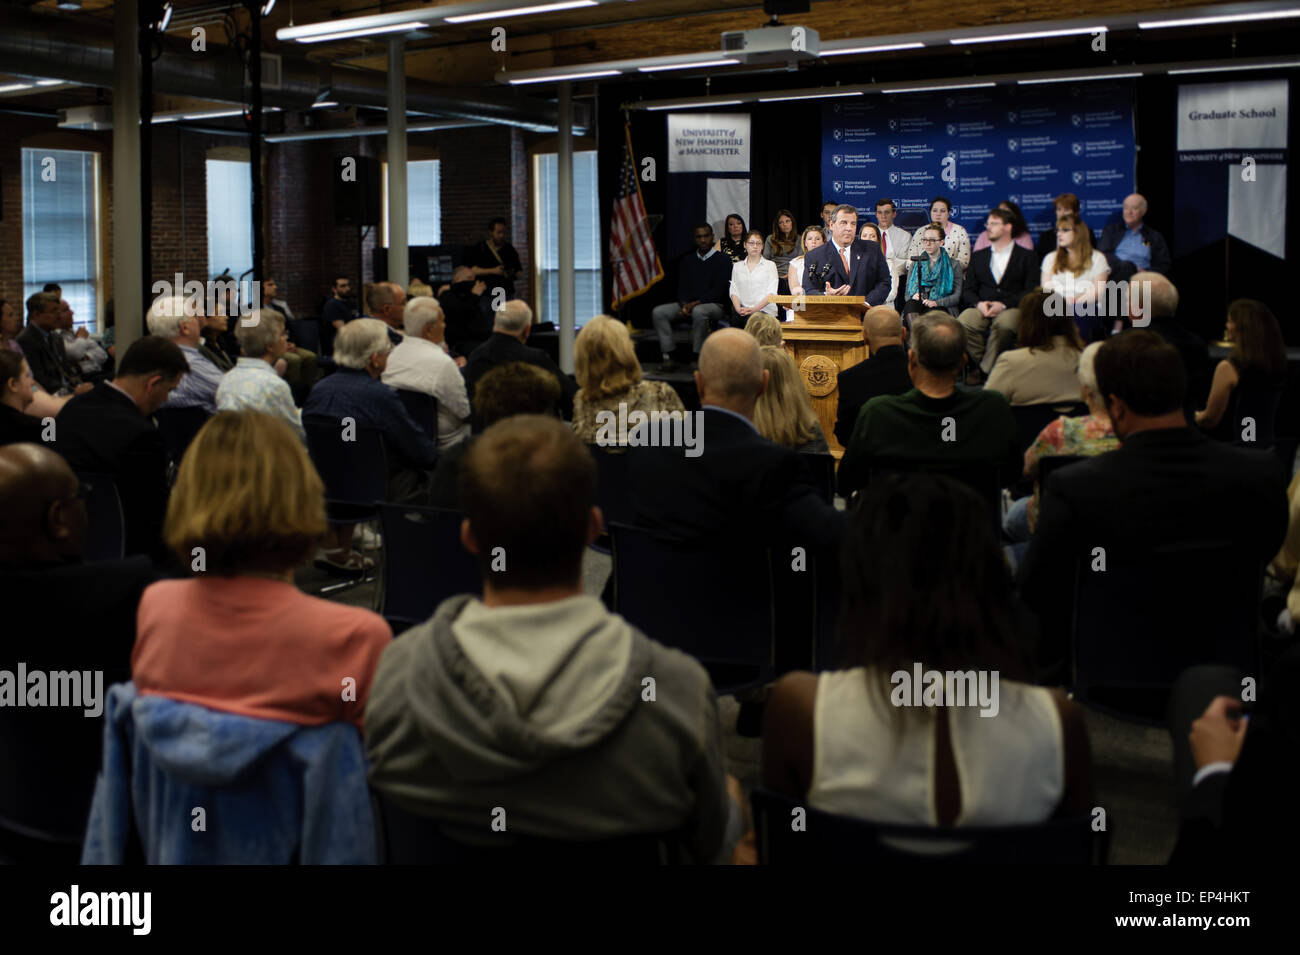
[729, 258, 779, 316]
[382, 334, 471, 449]
[990, 242, 1013, 285]
[881, 224, 913, 280]
[1041, 249, 1109, 305]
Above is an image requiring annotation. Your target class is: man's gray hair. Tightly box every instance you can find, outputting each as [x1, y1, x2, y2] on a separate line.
[1131, 271, 1178, 319]
[1077, 340, 1104, 396]
[494, 299, 533, 334]
[832, 204, 859, 223]
[404, 296, 443, 338]
[145, 293, 198, 339]
[333, 317, 390, 370]
[235, 308, 284, 357]
[369, 281, 401, 311]
[912, 311, 965, 375]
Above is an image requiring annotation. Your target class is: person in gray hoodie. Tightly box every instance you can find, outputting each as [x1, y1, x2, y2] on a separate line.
[364, 414, 741, 863]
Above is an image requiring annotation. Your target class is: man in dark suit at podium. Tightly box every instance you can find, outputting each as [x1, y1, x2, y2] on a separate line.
[800, 204, 892, 307]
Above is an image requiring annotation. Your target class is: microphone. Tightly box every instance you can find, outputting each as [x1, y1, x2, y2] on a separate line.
[909, 254, 928, 262]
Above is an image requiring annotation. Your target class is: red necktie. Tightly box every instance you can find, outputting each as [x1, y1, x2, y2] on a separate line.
[881, 232, 888, 257]
[840, 246, 851, 275]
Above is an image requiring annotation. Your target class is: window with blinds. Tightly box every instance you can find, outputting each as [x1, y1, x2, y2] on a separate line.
[381, 159, 442, 247]
[22, 147, 100, 331]
[206, 159, 254, 282]
[533, 151, 601, 326]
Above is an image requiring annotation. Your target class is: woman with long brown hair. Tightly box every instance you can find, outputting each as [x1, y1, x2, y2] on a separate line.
[1197, 299, 1287, 447]
[1040, 212, 1109, 340]
[764, 209, 800, 296]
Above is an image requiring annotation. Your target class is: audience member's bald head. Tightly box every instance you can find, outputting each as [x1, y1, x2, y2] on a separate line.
[864, 306, 905, 351]
[494, 300, 533, 337]
[0, 443, 85, 566]
[695, 328, 768, 417]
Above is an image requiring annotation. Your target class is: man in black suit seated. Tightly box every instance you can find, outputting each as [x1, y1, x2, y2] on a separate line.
[463, 300, 576, 419]
[1095, 193, 1172, 283]
[16, 291, 90, 399]
[629, 327, 844, 551]
[833, 306, 912, 449]
[0, 443, 157, 861]
[955, 207, 1040, 383]
[51, 336, 188, 561]
[1018, 331, 1287, 663]
[801, 204, 891, 306]
[1128, 272, 1212, 417]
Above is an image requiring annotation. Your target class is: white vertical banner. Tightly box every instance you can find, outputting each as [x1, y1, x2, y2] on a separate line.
[706, 178, 751, 238]
[1228, 161, 1286, 254]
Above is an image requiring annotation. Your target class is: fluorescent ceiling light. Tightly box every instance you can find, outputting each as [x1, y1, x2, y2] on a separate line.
[1017, 72, 1142, 84]
[637, 59, 739, 72]
[311, 100, 340, 108]
[35, 79, 66, 87]
[1169, 59, 1300, 74]
[1140, 10, 1300, 29]
[951, 26, 1105, 44]
[0, 83, 33, 93]
[278, 12, 431, 41]
[821, 42, 925, 56]
[445, 1, 597, 23]
[181, 109, 246, 119]
[297, 23, 430, 44]
[758, 90, 865, 102]
[645, 100, 743, 111]
[882, 82, 996, 93]
[508, 69, 621, 84]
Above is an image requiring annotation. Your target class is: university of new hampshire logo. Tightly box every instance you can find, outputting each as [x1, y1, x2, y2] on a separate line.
[1071, 114, 1083, 127]
[888, 145, 899, 158]
[945, 123, 957, 136]
[889, 172, 900, 185]
[1007, 138, 1019, 151]
[833, 128, 843, 140]
[1072, 142, 1084, 156]
[1007, 111, 1018, 123]
[888, 118, 898, 130]
[833, 154, 844, 166]
[1072, 171, 1085, 184]
[1007, 194, 1020, 204]
[1007, 167, 1020, 180]
[833, 180, 844, 192]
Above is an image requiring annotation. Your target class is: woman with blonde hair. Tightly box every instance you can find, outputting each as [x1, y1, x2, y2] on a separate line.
[744, 312, 783, 347]
[571, 315, 685, 445]
[785, 225, 826, 321]
[407, 278, 434, 299]
[754, 345, 828, 453]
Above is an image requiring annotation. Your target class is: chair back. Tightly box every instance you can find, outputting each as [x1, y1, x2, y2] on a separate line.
[376, 503, 481, 630]
[751, 787, 1102, 864]
[1071, 539, 1262, 722]
[154, 406, 212, 466]
[373, 791, 677, 864]
[608, 521, 775, 694]
[396, 389, 440, 443]
[76, 471, 125, 562]
[588, 445, 635, 532]
[292, 317, 321, 353]
[866, 457, 1002, 534]
[1012, 401, 1089, 454]
[303, 416, 388, 521]
[1036, 453, 1087, 488]
[800, 451, 837, 505]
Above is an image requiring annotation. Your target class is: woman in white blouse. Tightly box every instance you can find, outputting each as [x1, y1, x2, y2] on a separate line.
[1041, 212, 1109, 340]
[859, 222, 898, 307]
[785, 225, 824, 321]
[730, 230, 779, 326]
[906, 195, 971, 269]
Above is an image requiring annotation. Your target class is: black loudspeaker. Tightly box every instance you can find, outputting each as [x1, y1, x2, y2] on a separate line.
[763, 0, 810, 13]
[333, 154, 381, 226]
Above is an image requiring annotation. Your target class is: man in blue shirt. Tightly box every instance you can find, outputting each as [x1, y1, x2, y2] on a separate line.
[1096, 193, 1172, 283]
[650, 223, 733, 372]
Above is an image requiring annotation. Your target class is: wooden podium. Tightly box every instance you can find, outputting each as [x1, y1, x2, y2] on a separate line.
[772, 295, 868, 459]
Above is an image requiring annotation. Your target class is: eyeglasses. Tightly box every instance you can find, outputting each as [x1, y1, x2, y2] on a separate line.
[922, 236, 941, 243]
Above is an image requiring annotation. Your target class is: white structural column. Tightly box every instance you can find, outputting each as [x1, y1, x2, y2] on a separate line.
[387, 36, 409, 289]
[112, 0, 143, 354]
[557, 82, 575, 373]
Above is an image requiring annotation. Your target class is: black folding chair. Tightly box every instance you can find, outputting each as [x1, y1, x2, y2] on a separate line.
[587, 444, 635, 554]
[1012, 401, 1089, 455]
[1036, 453, 1087, 489]
[751, 787, 1104, 865]
[154, 405, 212, 469]
[396, 389, 440, 444]
[303, 417, 387, 594]
[608, 521, 775, 695]
[76, 471, 125, 563]
[372, 791, 679, 865]
[1070, 539, 1263, 724]
[375, 503, 480, 632]
[800, 451, 837, 505]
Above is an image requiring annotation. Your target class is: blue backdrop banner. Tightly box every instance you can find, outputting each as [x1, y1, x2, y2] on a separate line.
[821, 82, 1136, 236]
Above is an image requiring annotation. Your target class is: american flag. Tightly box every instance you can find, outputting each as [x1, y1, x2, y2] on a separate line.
[609, 122, 663, 309]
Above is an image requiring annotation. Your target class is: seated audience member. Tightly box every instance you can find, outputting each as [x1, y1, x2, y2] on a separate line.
[629, 328, 844, 549]
[985, 290, 1084, 406]
[463, 300, 576, 418]
[437, 267, 493, 356]
[571, 315, 685, 445]
[1196, 299, 1287, 447]
[857, 222, 898, 304]
[1166, 643, 1300, 862]
[1035, 193, 1081, 261]
[365, 415, 743, 863]
[905, 196, 972, 269]
[715, 212, 748, 262]
[765, 210, 800, 296]
[652, 223, 733, 370]
[833, 306, 912, 449]
[407, 279, 433, 299]
[755, 346, 828, 453]
[838, 312, 1021, 498]
[363, 281, 407, 348]
[762, 473, 1091, 825]
[0, 351, 42, 445]
[82, 410, 390, 864]
[0, 298, 20, 354]
[53, 336, 187, 560]
[320, 275, 356, 357]
[956, 207, 1040, 382]
[971, 200, 1035, 252]
[1096, 193, 1172, 282]
[743, 312, 783, 347]
[901, 223, 964, 319]
[2, 300, 68, 420]
[54, 297, 108, 381]
[262, 277, 318, 400]
[1018, 331, 1288, 663]
[430, 362, 561, 510]
[874, 198, 913, 295]
[785, 225, 825, 321]
[1002, 342, 1118, 559]
[1041, 213, 1110, 341]
[730, 230, 780, 327]
[1129, 272, 1211, 416]
[1269, 468, 1300, 635]
[382, 296, 471, 450]
[303, 317, 439, 509]
[0, 443, 156, 862]
[199, 309, 236, 372]
[146, 293, 224, 414]
[216, 308, 304, 440]
[17, 291, 88, 397]
[819, 201, 837, 240]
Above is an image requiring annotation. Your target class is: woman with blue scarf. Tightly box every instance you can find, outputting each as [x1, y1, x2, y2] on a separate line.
[901, 223, 964, 321]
